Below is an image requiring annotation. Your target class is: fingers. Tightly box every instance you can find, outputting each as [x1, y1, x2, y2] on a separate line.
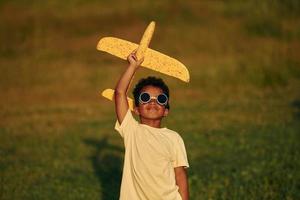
[128, 50, 137, 59]
[129, 49, 137, 56]
[132, 53, 137, 61]
[137, 57, 144, 65]
[127, 49, 144, 66]
[127, 52, 136, 61]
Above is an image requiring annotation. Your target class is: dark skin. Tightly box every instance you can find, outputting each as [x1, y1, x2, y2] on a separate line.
[133, 85, 169, 127]
[114, 51, 189, 200]
[175, 167, 189, 200]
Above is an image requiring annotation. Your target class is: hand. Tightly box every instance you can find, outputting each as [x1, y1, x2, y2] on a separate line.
[127, 50, 144, 68]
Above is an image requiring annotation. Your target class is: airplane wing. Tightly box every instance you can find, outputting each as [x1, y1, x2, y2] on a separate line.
[97, 37, 190, 82]
[101, 88, 134, 111]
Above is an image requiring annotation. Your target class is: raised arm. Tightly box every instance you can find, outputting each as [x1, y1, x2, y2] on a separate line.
[115, 51, 143, 124]
[175, 166, 189, 200]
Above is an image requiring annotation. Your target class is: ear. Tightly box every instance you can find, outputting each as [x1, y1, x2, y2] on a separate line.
[134, 107, 140, 115]
[163, 108, 169, 117]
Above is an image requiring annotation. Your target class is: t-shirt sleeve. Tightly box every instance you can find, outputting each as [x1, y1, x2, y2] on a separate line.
[172, 135, 189, 168]
[114, 109, 138, 138]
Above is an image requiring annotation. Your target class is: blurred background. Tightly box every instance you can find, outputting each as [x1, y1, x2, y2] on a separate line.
[0, 0, 299, 199]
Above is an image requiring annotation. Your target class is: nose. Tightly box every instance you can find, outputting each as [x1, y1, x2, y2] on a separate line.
[149, 99, 156, 104]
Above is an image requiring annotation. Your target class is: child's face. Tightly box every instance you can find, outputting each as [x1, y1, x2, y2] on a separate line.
[134, 85, 169, 120]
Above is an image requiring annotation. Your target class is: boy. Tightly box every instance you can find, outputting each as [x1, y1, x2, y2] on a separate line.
[114, 51, 189, 200]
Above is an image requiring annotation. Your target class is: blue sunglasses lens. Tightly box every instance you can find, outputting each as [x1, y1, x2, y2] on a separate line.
[157, 94, 168, 105]
[140, 93, 150, 103]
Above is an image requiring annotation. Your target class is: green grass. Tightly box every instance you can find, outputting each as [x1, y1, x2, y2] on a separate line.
[1, 0, 300, 199]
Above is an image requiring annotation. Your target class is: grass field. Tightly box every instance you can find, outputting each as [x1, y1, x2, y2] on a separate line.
[1, 0, 300, 199]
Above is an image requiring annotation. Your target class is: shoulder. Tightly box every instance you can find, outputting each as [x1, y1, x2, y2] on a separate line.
[115, 109, 140, 138]
[163, 128, 184, 141]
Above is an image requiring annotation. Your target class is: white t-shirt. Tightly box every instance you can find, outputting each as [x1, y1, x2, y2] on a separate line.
[115, 109, 189, 200]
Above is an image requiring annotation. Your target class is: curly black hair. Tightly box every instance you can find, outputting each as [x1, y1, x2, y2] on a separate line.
[133, 76, 170, 109]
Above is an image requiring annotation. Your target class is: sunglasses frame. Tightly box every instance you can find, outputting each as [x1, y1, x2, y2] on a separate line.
[138, 92, 168, 106]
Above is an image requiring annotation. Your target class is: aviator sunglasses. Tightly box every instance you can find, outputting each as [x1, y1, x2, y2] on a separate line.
[138, 92, 168, 106]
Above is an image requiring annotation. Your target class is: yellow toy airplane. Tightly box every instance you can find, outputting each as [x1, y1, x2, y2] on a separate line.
[97, 21, 190, 110]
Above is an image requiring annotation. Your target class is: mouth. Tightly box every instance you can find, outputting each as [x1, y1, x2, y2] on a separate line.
[146, 105, 159, 111]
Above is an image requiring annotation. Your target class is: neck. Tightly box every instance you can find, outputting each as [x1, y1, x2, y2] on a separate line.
[140, 118, 162, 128]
